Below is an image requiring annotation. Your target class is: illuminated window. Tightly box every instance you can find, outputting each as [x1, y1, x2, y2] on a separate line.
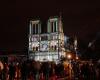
[33, 47, 39, 52]
[49, 46, 57, 51]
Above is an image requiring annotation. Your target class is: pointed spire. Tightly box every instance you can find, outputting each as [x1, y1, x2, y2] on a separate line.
[59, 12, 63, 32]
[59, 12, 62, 20]
[74, 36, 78, 50]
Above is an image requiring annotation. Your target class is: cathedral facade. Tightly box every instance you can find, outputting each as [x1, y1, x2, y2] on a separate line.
[29, 17, 65, 62]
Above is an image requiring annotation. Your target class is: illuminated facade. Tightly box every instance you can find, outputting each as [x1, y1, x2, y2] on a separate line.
[29, 17, 65, 62]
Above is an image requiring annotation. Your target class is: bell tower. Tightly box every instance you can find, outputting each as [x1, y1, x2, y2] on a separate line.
[29, 20, 41, 35]
[47, 16, 65, 60]
[47, 16, 63, 33]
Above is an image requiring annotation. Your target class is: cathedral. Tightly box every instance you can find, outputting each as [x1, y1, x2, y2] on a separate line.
[29, 16, 65, 62]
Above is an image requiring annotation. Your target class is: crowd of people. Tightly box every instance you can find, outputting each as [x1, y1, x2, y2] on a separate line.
[0, 59, 100, 80]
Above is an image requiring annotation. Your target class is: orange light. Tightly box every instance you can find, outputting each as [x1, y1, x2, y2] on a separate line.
[76, 56, 79, 60]
[67, 54, 72, 59]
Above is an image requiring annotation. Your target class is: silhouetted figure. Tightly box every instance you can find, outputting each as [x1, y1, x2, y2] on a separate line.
[21, 62, 27, 80]
[42, 62, 50, 80]
[2, 63, 7, 80]
[0, 66, 2, 80]
[96, 63, 100, 80]
[89, 64, 96, 80]
[9, 63, 15, 80]
[81, 63, 90, 80]
[34, 62, 41, 80]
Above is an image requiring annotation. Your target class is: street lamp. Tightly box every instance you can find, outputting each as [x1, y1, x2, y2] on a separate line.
[76, 56, 79, 60]
[67, 54, 72, 59]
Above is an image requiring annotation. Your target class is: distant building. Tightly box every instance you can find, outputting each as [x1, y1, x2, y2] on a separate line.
[29, 16, 65, 62]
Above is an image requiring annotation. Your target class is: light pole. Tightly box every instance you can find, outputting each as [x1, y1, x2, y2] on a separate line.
[67, 53, 72, 79]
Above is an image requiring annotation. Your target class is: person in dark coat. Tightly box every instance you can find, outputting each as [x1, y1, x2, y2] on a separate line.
[21, 62, 27, 80]
[81, 63, 90, 80]
[9, 63, 15, 80]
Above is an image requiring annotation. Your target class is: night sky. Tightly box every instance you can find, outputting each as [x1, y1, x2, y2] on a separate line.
[0, 0, 100, 55]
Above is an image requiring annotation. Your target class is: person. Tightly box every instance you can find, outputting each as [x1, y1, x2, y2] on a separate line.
[34, 61, 41, 80]
[2, 63, 8, 80]
[95, 63, 100, 80]
[0, 66, 2, 80]
[21, 62, 27, 80]
[39, 72, 45, 80]
[9, 63, 15, 80]
[81, 63, 90, 80]
[41, 62, 51, 80]
[72, 62, 80, 79]
[0, 61, 4, 80]
[15, 62, 21, 80]
[89, 64, 96, 80]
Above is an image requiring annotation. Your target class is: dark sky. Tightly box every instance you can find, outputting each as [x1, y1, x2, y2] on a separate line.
[0, 0, 100, 52]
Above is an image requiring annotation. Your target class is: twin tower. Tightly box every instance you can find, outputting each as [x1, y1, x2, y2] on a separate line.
[29, 17, 65, 62]
[29, 17, 63, 34]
